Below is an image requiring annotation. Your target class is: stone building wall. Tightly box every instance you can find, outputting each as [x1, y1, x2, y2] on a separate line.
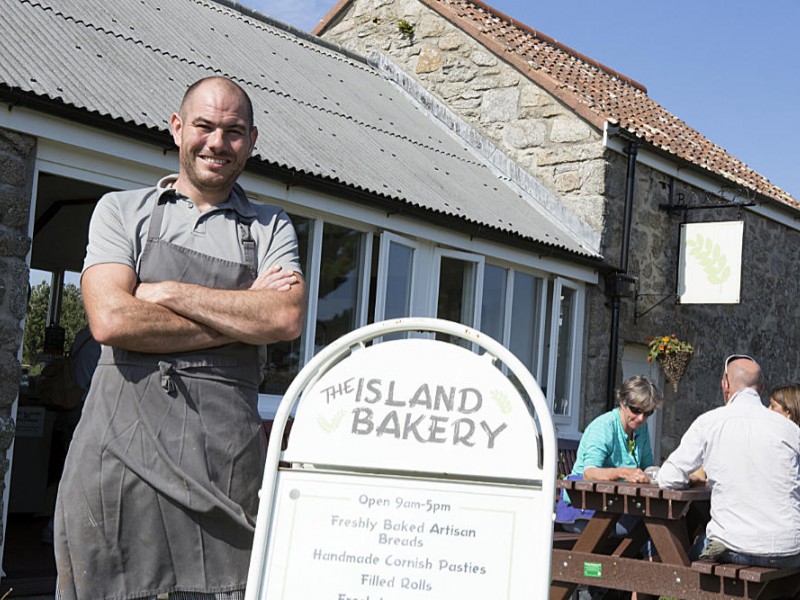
[320, 0, 608, 235]
[321, 0, 800, 457]
[617, 166, 800, 453]
[0, 126, 35, 543]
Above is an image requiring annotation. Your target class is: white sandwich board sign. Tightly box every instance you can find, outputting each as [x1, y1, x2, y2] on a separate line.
[245, 318, 557, 599]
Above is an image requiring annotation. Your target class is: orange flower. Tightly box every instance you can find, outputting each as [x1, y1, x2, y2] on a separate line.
[646, 334, 693, 362]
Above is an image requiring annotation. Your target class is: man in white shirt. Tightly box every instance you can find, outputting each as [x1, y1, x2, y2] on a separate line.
[657, 354, 800, 568]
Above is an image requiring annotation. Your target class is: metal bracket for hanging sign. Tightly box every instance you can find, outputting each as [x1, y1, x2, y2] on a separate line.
[635, 292, 678, 322]
[659, 199, 756, 216]
[659, 185, 756, 218]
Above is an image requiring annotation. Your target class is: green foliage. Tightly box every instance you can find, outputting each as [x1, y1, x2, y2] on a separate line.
[318, 410, 346, 433]
[687, 234, 731, 285]
[645, 334, 694, 363]
[491, 389, 513, 415]
[23, 280, 87, 368]
[397, 18, 415, 39]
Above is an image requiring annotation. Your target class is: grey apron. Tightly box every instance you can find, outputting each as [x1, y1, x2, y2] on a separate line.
[55, 193, 266, 600]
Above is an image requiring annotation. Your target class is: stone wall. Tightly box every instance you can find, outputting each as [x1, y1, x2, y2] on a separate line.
[618, 167, 800, 453]
[321, 0, 608, 235]
[0, 126, 34, 544]
[322, 0, 800, 457]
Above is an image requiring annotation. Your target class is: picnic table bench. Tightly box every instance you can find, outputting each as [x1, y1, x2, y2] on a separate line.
[690, 560, 800, 599]
[552, 438, 582, 550]
[550, 479, 800, 599]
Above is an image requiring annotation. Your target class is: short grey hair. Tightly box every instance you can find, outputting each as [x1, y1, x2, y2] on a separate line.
[616, 375, 662, 412]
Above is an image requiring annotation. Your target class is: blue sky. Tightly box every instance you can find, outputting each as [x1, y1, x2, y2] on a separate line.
[251, 0, 799, 201]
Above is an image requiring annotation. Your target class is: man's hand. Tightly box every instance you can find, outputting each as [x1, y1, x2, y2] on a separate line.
[134, 280, 180, 305]
[249, 265, 299, 292]
[689, 466, 707, 486]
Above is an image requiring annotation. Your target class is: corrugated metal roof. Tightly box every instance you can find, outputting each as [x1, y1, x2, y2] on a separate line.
[0, 0, 601, 258]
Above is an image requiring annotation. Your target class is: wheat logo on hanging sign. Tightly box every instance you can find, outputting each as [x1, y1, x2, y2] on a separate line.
[687, 234, 731, 285]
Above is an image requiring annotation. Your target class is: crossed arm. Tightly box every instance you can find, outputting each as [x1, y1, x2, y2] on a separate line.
[83, 262, 306, 354]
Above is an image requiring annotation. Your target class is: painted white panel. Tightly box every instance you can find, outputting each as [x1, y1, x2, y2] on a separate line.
[284, 338, 538, 479]
[262, 471, 548, 599]
[678, 221, 744, 304]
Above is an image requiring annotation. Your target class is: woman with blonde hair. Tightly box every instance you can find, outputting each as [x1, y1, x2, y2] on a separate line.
[769, 383, 800, 427]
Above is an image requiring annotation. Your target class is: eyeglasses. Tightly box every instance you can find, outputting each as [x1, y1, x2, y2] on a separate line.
[625, 403, 654, 418]
[724, 354, 756, 375]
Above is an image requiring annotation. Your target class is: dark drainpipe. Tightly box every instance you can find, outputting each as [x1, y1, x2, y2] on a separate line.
[606, 139, 639, 410]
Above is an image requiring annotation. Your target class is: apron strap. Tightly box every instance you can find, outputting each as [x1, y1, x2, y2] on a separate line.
[237, 217, 257, 273]
[146, 192, 170, 242]
[144, 190, 258, 274]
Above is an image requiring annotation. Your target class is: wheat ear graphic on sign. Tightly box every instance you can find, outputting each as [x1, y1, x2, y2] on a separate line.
[491, 390, 513, 415]
[317, 410, 346, 432]
[687, 234, 731, 285]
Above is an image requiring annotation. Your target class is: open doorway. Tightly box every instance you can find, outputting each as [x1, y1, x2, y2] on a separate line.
[2, 173, 112, 596]
[621, 344, 664, 464]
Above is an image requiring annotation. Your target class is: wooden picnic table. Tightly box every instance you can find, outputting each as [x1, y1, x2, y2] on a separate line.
[550, 479, 800, 600]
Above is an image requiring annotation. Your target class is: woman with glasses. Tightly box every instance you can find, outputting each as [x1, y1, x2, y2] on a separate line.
[556, 376, 662, 599]
[572, 375, 660, 483]
[556, 375, 661, 529]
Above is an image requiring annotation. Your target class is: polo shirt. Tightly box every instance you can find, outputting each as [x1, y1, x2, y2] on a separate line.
[83, 175, 301, 277]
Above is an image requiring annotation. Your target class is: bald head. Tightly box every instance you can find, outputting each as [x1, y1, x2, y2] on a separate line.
[723, 356, 763, 401]
[180, 76, 254, 131]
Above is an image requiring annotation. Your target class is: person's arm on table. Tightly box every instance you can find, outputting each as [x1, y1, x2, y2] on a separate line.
[580, 426, 650, 483]
[657, 422, 705, 489]
[584, 465, 650, 483]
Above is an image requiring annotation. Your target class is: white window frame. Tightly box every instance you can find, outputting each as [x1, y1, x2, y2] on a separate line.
[373, 231, 419, 322]
[546, 277, 584, 432]
[430, 248, 485, 330]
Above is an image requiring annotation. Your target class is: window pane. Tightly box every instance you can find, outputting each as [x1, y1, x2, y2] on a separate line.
[510, 272, 543, 380]
[315, 223, 365, 352]
[481, 264, 507, 343]
[436, 256, 476, 346]
[260, 214, 311, 395]
[385, 241, 414, 320]
[553, 286, 576, 416]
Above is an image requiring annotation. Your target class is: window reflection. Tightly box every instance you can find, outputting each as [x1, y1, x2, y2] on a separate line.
[260, 214, 310, 395]
[481, 264, 507, 343]
[385, 242, 414, 320]
[510, 272, 544, 381]
[315, 223, 365, 352]
[436, 256, 476, 347]
[553, 286, 575, 416]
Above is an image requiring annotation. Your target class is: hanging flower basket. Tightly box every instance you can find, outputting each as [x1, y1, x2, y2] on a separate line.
[658, 349, 694, 392]
[646, 334, 694, 392]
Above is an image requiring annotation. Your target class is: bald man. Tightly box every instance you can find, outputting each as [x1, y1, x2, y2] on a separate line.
[658, 355, 800, 569]
[54, 77, 306, 599]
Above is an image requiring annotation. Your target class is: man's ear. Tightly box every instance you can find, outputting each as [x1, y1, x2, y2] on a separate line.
[249, 125, 259, 155]
[169, 112, 183, 147]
